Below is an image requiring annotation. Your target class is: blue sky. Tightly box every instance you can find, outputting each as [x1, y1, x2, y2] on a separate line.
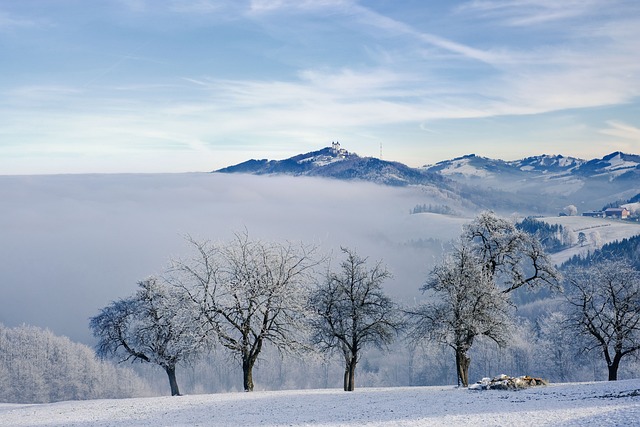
[1, 0, 639, 174]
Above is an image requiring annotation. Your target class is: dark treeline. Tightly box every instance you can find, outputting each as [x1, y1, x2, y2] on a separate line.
[562, 234, 640, 269]
[410, 203, 455, 216]
[516, 217, 568, 253]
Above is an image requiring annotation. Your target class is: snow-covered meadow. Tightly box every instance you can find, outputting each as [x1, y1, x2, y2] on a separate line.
[540, 215, 640, 264]
[1, 379, 639, 426]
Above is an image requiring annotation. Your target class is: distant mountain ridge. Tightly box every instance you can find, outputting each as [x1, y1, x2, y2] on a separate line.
[216, 143, 448, 187]
[217, 145, 639, 185]
[216, 146, 640, 214]
[422, 151, 640, 181]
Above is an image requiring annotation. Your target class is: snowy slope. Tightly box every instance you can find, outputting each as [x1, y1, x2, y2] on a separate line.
[538, 216, 640, 264]
[424, 151, 639, 181]
[1, 380, 639, 426]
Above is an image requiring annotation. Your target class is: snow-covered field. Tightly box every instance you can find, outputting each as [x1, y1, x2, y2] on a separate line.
[539, 216, 640, 264]
[1, 380, 639, 427]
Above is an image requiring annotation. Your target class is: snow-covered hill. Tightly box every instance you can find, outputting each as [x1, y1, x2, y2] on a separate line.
[216, 144, 448, 187]
[422, 151, 640, 181]
[1, 380, 639, 426]
[537, 216, 640, 265]
[217, 147, 639, 213]
[423, 152, 639, 212]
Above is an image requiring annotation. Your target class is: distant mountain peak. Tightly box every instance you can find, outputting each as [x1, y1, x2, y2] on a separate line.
[215, 143, 447, 187]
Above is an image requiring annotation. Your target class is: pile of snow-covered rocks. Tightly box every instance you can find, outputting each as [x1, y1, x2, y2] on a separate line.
[469, 374, 549, 391]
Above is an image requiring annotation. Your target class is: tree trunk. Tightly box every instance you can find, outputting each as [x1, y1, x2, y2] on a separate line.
[348, 357, 357, 391]
[343, 363, 349, 391]
[343, 356, 357, 391]
[243, 358, 255, 392]
[456, 348, 471, 387]
[608, 353, 621, 381]
[165, 365, 181, 396]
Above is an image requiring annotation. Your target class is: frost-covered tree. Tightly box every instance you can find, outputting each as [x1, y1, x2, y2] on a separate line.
[463, 211, 560, 294]
[564, 260, 640, 380]
[409, 212, 557, 387]
[589, 231, 602, 248]
[90, 278, 206, 396]
[0, 323, 150, 403]
[409, 242, 512, 387]
[170, 232, 318, 392]
[562, 228, 578, 247]
[308, 248, 402, 391]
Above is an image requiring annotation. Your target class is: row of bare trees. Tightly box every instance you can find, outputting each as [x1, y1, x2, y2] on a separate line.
[90, 232, 402, 394]
[90, 212, 640, 395]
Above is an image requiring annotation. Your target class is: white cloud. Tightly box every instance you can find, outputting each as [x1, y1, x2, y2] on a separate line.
[8, 85, 82, 102]
[248, 0, 353, 14]
[600, 121, 640, 142]
[168, 0, 224, 14]
[0, 11, 40, 30]
[455, 0, 604, 26]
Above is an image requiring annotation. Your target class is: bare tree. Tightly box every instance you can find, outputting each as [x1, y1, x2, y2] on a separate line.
[463, 211, 560, 294]
[308, 248, 403, 391]
[409, 212, 557, 387]
[564, 260, 640, 380]
[170, 232, 318, 392]
[90, 278, 206, 396]
[409, 242, 512, 387]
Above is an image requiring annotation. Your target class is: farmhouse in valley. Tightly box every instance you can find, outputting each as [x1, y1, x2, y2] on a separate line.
[604, 207, 630, 219]
[582, 207, 631, 219]
[582, 211, 604, 218]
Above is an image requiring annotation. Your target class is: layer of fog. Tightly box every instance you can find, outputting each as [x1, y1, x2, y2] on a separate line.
[452, 173, 639, 214]
[0, 173, 470, 344]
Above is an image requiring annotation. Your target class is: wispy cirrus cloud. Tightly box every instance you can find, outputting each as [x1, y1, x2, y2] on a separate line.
[249, 0, 506, 65]
[168, 0, 225, 14]
[454, 0, 604, 26]
[600, 121, 640, 142]
[249, 0, 354, 14]
[0, 10, 40, 30]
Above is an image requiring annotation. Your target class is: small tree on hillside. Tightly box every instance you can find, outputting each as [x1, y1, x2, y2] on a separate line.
[409, 242, 512, 387]
[170, 232, 318, 392]
[564, 259, 640, 381]
[308, 248, 403, 391]
[90, 278, 206, 396]
[578, 232, 587, 247]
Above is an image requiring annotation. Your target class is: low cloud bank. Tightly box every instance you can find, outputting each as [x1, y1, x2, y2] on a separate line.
[0, 173, 465, 343]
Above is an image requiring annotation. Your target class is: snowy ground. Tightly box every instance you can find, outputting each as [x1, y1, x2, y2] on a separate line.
[1, 379, 639, 426]
[539, 216, 640, 265]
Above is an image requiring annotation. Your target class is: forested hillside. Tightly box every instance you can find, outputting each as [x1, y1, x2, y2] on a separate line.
[562, 234, 640, 269]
